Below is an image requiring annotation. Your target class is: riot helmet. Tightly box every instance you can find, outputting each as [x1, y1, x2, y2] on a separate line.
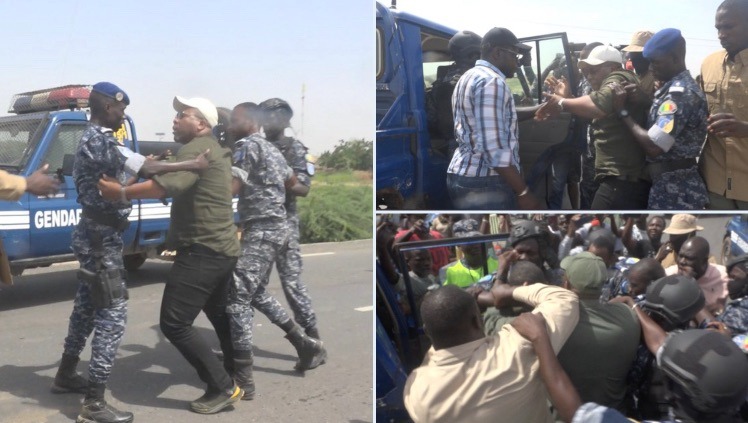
[448, 30, 482, 64]
[642, 275, 705, 330]
[660, 329, 748, 417]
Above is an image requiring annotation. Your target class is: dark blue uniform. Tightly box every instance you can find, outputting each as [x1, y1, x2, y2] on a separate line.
[645, 70, 709, 209]
[64, 124, 130, 384]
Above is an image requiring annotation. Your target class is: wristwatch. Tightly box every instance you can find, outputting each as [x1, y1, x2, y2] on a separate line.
[618, 109, 630, 119]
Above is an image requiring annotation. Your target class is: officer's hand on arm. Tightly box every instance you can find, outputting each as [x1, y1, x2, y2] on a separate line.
[708, 113, 748, 138]
[610, 82, 628, 113]
[97, 175, 123, 201]
[495, 249, 519, 283]
[25, 163, 60, 196]
[284, 172, 299, 191]
[608, 295, 634, 307]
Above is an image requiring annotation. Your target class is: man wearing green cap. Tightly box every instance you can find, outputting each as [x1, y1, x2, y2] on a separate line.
[556, 252, 640, 412]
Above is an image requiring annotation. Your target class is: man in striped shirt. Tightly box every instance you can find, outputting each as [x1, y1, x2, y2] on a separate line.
[447, 27, 541, 210]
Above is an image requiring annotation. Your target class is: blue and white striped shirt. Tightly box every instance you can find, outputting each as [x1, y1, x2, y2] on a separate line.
[447, 60, 520, 177]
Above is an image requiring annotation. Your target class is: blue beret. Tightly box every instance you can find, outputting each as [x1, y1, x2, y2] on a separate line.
[91, 82, 130, 105]
[642, 28, 683, 59]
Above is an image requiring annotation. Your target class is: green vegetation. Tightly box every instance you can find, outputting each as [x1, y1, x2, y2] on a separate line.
[298, 169, 372, 244]
[316, 139, 372, 171]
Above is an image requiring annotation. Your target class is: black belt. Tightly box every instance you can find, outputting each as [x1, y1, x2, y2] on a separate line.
[81, 207, 130, 231]
[600, 175, 648, 183]
[646, 158, 697, 180]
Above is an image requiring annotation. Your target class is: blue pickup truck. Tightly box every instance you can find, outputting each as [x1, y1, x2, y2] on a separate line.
[0, 85, 200, 284]
[722, 215, 748, 265]
[376, 2, 581, 209]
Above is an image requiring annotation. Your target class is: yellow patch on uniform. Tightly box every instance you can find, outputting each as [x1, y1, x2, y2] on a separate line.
[657, 115, 675, 133]
[658, 100, 677, 115]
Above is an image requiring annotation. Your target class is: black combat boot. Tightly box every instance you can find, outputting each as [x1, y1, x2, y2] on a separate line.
[305, 327, 321, 340]
[51, 353, 87, 394]
[233, 351, 255, 400]
[76, 382, 134, 423]
[285, 326, 327, 371]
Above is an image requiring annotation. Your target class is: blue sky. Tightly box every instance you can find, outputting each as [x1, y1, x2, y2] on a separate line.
[0, 0, 374, 155]
[393, 0, 726, 78]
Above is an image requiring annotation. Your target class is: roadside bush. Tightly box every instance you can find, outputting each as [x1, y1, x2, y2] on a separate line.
[298, 170, 372, 243]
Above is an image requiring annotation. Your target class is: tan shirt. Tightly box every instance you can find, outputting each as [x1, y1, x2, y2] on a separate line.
[666, 263, 728, 314]
[403, 284, 579, 423]
[699, 49, 748, 201]
[0, 170, 26, 201]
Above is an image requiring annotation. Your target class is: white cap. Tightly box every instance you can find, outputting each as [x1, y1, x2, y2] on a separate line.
[173, 96, 218, 128]
[578, 45, 623, 69]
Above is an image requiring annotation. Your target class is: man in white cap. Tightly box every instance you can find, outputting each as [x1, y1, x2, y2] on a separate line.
[536, 45, 651, 209]
[97, 96, 244, 414]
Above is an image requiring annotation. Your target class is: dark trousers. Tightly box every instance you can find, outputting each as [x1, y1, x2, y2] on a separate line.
[591, 177, 650, 210]
[160, 244, 237, 393]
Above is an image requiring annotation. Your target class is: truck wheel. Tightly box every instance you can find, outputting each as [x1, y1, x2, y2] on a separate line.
[123, 254, 147, 271]
[721, 234, 732, 266]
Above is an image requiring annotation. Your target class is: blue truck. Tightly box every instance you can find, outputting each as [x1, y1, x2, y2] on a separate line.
[376, 2, 582, 209]
[0, 85, 208, 284]
[722, 215, 748, 265]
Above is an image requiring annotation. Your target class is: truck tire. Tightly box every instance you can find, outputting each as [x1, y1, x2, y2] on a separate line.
[721, 234, 732, 266]
[123, 253, 147, 271]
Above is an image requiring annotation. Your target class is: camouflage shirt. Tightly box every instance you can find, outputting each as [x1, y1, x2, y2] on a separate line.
[233, 133, 292, 223]
[271, 136, 311, 216]
[646, 70, 709, 209]
[717, 296, 748, 335]
[73, 123, 130, 219]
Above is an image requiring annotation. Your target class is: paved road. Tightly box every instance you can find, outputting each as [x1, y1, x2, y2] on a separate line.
[0, 239, 373, 423]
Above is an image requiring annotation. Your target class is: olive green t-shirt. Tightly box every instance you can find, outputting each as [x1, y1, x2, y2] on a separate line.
[589, 70, 650, 180]
[152, 135, 239, 257]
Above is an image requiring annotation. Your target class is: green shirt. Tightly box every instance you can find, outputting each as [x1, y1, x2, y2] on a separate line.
[152, 135, 240, 257]
[557, 299, 641, 410]
[589, 70, 650, 180]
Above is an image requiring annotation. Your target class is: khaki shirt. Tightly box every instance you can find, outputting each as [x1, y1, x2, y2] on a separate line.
[403, 284, 579, 423]
[0, 170, 26, 201]
[699, 49, 748, 201]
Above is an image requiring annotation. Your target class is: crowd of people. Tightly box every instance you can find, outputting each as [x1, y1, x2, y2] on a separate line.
[428, 0, 748, 210]
[1, 82, 327, 422]
[377, 213, 748, 422]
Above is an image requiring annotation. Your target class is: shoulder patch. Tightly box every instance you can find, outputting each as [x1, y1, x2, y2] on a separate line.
[658, 100, 678, 115]
[656, 114, 675, 133]
[668, 86, 685, 93]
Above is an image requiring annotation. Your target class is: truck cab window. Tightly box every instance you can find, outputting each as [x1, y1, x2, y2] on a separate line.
[43, 124, 86, 173]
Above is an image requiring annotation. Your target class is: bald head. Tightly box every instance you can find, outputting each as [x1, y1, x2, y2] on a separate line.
[677, 236, 710, 280]
[628, 258, 666, 297]
[682, 237, 710, 258]
[420, 285, 483, 349]
[507, 261, 547, 287]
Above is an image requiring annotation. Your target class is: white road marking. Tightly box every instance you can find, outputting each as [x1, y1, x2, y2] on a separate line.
[354, 306, 373, 312]
[302, 252, 335, 257]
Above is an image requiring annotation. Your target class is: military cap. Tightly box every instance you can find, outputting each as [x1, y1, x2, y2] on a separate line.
[91, 82, 130, 105]
[452, 218, 482, 238]
[560, 252, 607, 296]
[643, 28, 683, 59]
[727, 254, 748, 273]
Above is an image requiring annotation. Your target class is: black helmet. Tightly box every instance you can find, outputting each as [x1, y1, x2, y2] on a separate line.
[448, 30, 482, 62]
[259, 98, 293, 120]
[642, 275, 705, 329]
[660, 329, 748, 415]
[509, 220, 546, 248]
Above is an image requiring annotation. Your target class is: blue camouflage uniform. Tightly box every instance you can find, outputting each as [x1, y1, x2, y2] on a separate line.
[64, 123, 130, 384]
[645, 70, 709, 209]
[716, 296, 748, 335]
[226, 133, 294, 351]
[267, 136, 318, 333]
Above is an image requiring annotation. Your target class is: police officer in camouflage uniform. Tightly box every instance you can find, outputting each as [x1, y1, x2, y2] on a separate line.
[258, 98, 323, 341]
[612, 29, 709, 209]
[226, 102, 326, 400]
[716, 254, 748, 335]
[52, 82, 133, 423]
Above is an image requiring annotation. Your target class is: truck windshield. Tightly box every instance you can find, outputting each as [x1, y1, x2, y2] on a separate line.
[0, 113, 46, 171]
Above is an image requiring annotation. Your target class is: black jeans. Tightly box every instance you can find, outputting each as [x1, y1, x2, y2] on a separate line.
[160, 244, 237, 393]
[591, 177, 650, 210]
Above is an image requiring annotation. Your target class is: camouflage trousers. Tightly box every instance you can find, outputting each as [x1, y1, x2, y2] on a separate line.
[63, 217, 128, 384]
[227, 221, 292, 351]
[268, 214, 317, 331]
